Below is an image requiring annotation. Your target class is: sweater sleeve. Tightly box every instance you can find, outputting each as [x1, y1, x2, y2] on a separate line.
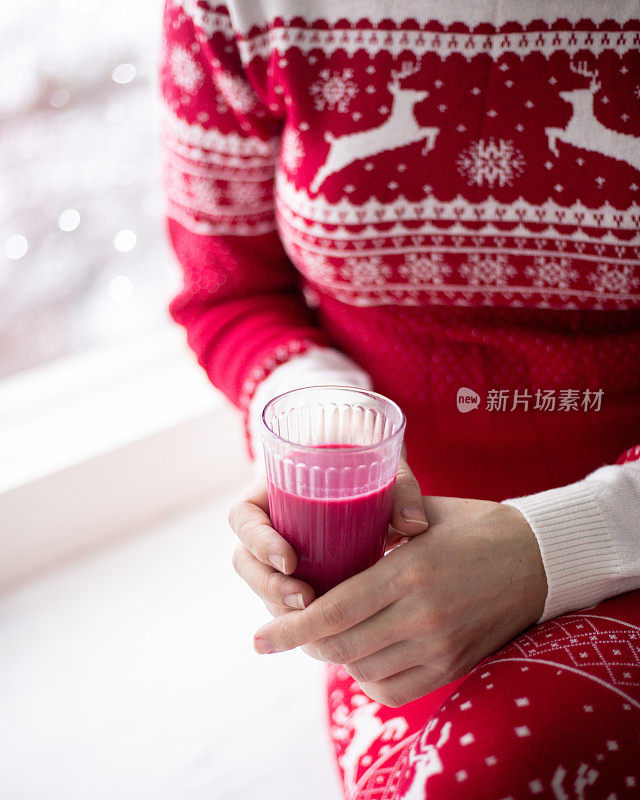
[247, 347, 374, 471]
[160, 1, 332, 450]
[503, 444, 640, 622]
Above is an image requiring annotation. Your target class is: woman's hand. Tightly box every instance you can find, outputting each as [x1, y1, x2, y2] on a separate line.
[251, 497, 547, 707]
[228, 459, 429, 618]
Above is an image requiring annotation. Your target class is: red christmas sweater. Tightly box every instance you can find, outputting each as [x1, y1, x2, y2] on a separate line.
[160, 0, 640, 502]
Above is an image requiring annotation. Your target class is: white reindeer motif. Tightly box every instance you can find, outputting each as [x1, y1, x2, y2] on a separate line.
[550, 762, 599, 800]
[310, 62, 439, 193]
[335, 695, 409, 796]
[545, 61, 640, 172]
[401, 720, 452, 800]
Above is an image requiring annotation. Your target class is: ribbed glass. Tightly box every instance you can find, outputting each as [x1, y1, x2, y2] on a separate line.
[261, 386, 405, 499]
[261, 386, 405, 594]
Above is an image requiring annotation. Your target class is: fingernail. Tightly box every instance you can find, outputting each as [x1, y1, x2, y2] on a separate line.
[269, 554, 286, 573]
[401, 504, 428, 525]
[284, 593, 305, 610]
[254, 636, 275, 654]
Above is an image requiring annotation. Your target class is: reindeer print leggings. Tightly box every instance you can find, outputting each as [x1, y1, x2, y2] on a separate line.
[327, 591, 640, 800]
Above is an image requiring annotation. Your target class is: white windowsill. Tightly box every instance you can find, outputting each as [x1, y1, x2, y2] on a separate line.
[0, 328, 252, 592]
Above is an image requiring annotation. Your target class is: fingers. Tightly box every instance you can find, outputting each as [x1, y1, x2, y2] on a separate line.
[306, 603, 404, 664]
[235, 476, 270, 512]
[390, 458, 429, 537]
[232, 546, 315, 610]
[265, 600, 294, 618]
[419, 495, 469, 527]
[385, 528, 408, 552]
[253, 559, 399, 654]
[344, 640, 421, 684]
[358, 663, 445, 708]
[228, 490, 297, 575]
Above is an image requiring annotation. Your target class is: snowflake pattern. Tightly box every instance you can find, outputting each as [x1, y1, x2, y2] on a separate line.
[187, 176, 222, 207]
[588, 263, 640, 295]
[170, 45, 204, 93]
[281, 127, 305, 174]
[339, 256, 391, 287]
[164, 166, 190, 199]
[457, 138, 525, 188]
[227, 180, 269, 207]
[635, 85, 640, 101]
[301, 252, 336, 284]
[459, 253, 516, 285]
[398, 252, 452, 284]
[525, 256, 579, 289]
[310, 69, 358, 112]
[216, 73, 257, 114]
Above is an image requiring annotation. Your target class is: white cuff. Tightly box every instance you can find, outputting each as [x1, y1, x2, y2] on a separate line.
[503, 461, 640, 623]
[247, 347, 373, 473]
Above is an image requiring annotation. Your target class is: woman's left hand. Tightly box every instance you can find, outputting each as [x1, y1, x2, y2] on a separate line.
[253, 495, 547, 707]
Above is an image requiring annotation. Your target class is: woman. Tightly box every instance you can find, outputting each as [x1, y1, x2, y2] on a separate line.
[160, 1, 640, 797]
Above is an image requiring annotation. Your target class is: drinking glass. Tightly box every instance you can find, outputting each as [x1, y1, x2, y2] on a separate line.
[261, 386, 406, 595]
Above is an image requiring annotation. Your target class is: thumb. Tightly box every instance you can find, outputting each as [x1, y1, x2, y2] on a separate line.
[389, 458, 429, 537]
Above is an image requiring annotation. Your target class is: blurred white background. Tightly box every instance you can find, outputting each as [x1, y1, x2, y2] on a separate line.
[0, 486, 341, 800]
[0, 3, 343, 798]
[0, 0, 177, 379]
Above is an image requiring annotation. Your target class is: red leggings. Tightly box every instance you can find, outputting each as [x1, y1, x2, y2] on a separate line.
[327, 591, 640, 800]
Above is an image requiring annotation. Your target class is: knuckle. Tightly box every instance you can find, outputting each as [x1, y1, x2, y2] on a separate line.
[424, 606, 447, 633]
[384, 565, 406, 597]
[395, 464, 417, 488]
[231, 546, 244, 574]
[264, 569, 287, 599]
[427, 660, 451, 693]
[395, 463, 412, 481]
[346, 659, 374, 684]
[277, 620, 296, 651]
[316, 637, 349, 664]
[230, 500, 253, 535]
[438, 633, 457, 660]
[315, 639, 345, 664]
[320, 597, 346, 629]
[227, 503, 239, 529]
[384, 693, 406, 708]
[376, 686, 406, 708]
[393, 561, 419, 594]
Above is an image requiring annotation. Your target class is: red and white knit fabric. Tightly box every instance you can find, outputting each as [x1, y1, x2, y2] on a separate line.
[160, 0, 640, 488]
[160, 2, 640, 797]
[326, 592, 640, 800]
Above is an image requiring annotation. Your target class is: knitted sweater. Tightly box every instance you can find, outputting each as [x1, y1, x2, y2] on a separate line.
[160, 0, 640, 622]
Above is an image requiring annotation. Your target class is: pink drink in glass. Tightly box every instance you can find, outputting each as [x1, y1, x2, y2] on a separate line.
[261, 388, 405, 596]
[267, 445, 394, 595]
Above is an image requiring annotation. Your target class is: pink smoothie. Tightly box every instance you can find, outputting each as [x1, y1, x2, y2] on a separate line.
[267, 445, 395, 596]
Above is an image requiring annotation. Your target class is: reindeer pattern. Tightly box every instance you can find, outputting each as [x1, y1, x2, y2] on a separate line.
[306, 57, 639, 196]
[545, 61, 640, 173]
[310, 61, 439, 193]
[333, 693, 409, 797]
[400, 720, 452, 800]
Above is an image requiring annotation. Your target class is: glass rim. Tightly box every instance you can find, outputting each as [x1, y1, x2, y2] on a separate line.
[260, 385, 406, 453]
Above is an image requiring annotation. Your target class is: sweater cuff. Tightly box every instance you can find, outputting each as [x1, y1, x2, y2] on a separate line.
[503, 481, 621, 623]
[247, 347, 373, 471]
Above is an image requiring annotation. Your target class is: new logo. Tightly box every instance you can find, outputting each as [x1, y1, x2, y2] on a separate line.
[456, 387, 481, 413]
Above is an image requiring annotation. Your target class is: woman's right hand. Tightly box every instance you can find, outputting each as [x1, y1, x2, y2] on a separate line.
[228, 458, 428, 620]
[228, 476, 317, 617]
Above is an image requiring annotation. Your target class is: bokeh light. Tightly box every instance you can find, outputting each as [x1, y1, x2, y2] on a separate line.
[6, 234, 29, 260]
[111, 63, 136, 84]
[58, 208, 81, 231]
[113, 230, 137, 253]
